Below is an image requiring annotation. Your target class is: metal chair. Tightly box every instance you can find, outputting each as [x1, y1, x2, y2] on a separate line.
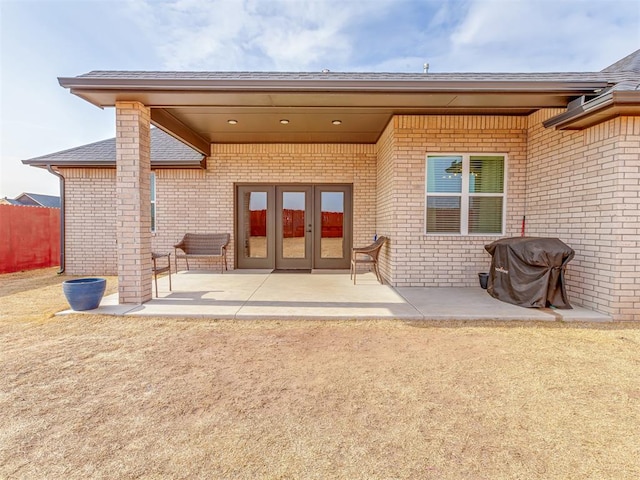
[350, 236, 388, 284]
[173, 233, 230, 273]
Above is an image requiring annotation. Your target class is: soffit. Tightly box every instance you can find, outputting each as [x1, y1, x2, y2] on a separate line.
[61, 73, 612, 144]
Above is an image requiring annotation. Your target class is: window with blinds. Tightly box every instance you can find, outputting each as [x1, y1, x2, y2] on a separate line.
[151, 172, 156, 233]
[426, 154, 505, 235]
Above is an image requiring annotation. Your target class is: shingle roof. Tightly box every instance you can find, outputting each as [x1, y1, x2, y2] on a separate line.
[2, 194, 60, 208]
[598, 49, 640, 92]
[66, 59, 638, 96]
[602, 49, 640, 73]
[77, 69, 624, 83]
[20, 193, 61, 208]
[23, 128, 205, 168]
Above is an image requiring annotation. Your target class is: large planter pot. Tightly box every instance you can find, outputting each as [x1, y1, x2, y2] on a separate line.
[62, 278, 106, 311]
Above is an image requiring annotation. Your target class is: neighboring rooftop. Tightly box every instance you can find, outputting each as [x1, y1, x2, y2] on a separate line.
[1, 193, 61, 208]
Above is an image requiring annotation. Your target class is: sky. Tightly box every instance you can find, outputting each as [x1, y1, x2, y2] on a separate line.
[1, 0, 638, 199]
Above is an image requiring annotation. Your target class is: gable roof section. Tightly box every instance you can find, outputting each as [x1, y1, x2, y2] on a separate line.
[601, 49, 640, 74]
[23, 128, 206, 169]
[1, 193, 60, 208]
[17, 193, 61, 208]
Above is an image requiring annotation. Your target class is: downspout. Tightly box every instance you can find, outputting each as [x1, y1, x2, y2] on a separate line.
[46, 165, 65, 274]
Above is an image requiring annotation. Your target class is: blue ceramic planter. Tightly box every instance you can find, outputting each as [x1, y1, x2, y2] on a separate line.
[62, 278, 107, 311]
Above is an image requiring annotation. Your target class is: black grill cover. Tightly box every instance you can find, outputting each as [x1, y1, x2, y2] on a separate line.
[484, 237, 574, 309]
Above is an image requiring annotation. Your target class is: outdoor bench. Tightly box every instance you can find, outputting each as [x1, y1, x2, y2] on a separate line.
[174, 233, 230, 273]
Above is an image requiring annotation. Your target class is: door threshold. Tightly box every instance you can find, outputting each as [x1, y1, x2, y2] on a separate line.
[273, 269, 312, 274]
[311, 269, 350, 274]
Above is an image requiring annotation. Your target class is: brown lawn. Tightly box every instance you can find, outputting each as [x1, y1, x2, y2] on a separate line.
[1, 268, 639, 479]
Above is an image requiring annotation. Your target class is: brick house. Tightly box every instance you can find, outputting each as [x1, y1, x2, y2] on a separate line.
[24, 50, 640, 320]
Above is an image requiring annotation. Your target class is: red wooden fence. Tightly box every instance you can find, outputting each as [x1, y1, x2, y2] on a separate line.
[0, 205, 60, 273]
[250, 209, 343, 237]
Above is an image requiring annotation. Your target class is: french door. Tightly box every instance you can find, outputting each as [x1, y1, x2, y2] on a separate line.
[236, 184, 352, 270]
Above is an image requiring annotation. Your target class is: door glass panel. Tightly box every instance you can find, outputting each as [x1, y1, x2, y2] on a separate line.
[321, 192, 344, 259]
[282, 192, 306, 259]
[245, 191, 267, 258]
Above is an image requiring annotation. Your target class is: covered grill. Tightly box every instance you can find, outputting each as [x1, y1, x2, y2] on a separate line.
[484, 237, 575, 309]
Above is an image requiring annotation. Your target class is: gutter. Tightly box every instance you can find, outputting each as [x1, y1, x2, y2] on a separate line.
[58, 76, 611, 95]
[542, 92, 613, 128]
[543, 90, 640, 129]
[46, 165, 65, 274]
[23, 158, 206, 169]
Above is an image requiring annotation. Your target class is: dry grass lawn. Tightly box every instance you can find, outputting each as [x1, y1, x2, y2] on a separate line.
[1, 268, 639, 479]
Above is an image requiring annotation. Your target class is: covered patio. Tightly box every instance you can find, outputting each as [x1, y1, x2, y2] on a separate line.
[27, 54, 638, 321]
[68, 271, 611, 322]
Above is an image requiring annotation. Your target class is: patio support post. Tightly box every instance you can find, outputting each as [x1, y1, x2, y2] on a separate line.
[115, 101, 152, 304]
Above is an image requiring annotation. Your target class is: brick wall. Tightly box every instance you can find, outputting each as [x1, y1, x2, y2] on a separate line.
[62, 168, 118, 275]
[60, 144, 376, 275]
[378, 115, 528, 287]
[375, 119, 397, 282]
[151, 143, 377, 270]
[115, 102, 152, 304]
[57, 112, 639, 319]
[614, 118, 640, 320]
[526, 111, 640, 320]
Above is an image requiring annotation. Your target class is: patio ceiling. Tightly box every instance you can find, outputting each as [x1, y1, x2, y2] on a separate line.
[59, 72, 612, 153]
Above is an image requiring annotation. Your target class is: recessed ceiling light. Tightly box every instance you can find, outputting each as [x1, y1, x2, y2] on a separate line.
[332, 120, 342, 125]
[227, 119, 238, 125]
[280, 119, 290, 125]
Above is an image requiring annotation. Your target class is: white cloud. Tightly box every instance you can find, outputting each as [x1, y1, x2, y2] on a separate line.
[129, 0, 638, 74]
[127, 0, 396, 70]
[444, 0, 640, 71]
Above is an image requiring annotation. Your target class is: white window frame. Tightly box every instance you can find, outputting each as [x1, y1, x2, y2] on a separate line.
[425, 153, 507, 236]
[151, 171, 156, 233]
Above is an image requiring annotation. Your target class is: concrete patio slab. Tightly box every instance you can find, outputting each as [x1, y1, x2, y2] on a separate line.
[59, 270, 612, 322]
[237, 272, 422, 320]
[125, 271, 271, 318]
[395, 287, 557, 321]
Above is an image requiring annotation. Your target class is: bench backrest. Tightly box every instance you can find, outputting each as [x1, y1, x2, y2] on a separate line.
[178, 233, 230, 255]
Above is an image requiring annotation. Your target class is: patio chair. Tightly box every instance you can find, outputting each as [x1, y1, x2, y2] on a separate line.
[350, 236, 388, 284]
[152, 252, 172, 297]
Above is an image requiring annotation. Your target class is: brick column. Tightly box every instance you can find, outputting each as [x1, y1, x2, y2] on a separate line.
[115, 102, 152, 304]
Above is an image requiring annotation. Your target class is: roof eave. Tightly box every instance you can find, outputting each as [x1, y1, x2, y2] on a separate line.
[58, 76, 610, 95]
[22, 158, 207, 170]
